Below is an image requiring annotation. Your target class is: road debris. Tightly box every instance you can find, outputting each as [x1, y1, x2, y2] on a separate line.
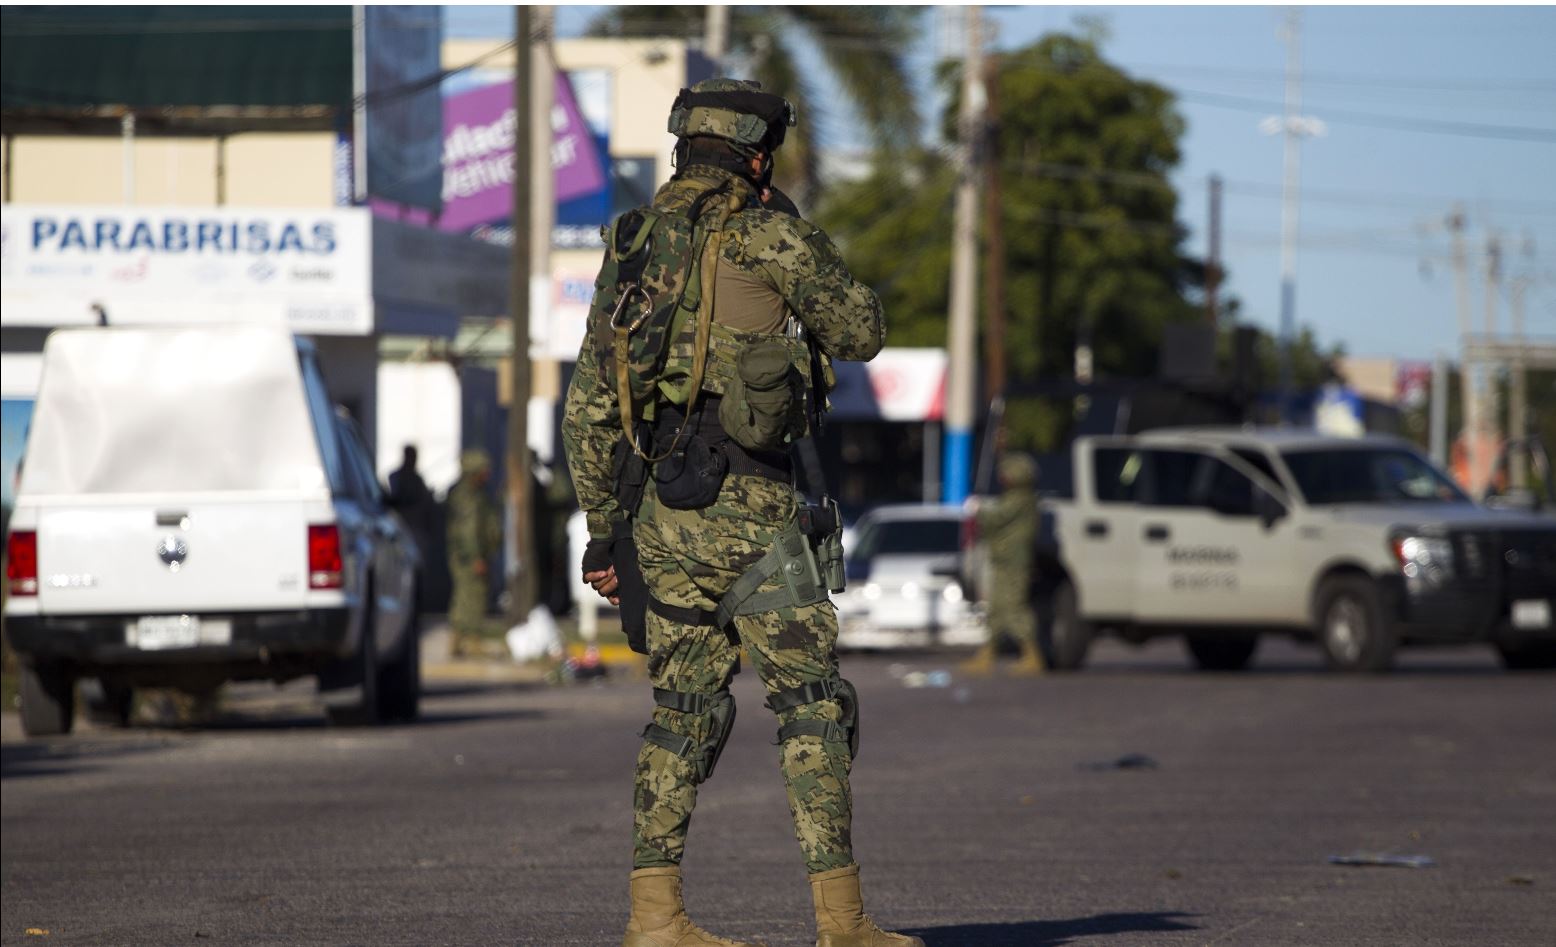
[1328, 853, 1436, 869]
[1080, 753, 1159, 771]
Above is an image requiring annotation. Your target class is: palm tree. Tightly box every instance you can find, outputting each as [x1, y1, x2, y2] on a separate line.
[587, 6, 922, 206]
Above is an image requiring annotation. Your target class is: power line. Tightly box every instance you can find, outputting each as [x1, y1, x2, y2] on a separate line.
[1175, 88, 1556, 143]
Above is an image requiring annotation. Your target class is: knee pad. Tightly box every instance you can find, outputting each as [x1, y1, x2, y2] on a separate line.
[639, 687, 736, 784]
[767, 676, 859, 760]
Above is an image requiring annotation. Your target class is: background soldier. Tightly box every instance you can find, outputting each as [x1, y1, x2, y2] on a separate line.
[563, 79, 922, 947]
[446, 448, 501, 658]
[963, 453, 1046, 675]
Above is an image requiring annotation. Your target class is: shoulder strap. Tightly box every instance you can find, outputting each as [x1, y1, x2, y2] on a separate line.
[616, 186, 744, 462]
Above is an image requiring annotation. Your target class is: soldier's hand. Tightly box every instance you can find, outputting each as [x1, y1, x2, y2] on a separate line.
[584, 566, 620, 605]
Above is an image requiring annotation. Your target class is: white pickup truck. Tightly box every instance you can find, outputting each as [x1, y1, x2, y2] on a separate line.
[5, 326, 422, 735]
[1039, 429, 1556, 672]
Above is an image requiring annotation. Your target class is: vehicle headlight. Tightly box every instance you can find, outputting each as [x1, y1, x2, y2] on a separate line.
[1393, 535, 1454, 586]
[942, 582, 964, 604]
[862, 582, 882, 601]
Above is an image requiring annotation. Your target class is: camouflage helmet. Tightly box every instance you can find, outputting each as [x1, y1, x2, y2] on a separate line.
[997, 453, 1039, 489]
[667, 77, 796, 154]
[460, 449, 492, 477]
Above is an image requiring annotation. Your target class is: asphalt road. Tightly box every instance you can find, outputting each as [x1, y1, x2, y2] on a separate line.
[3, 636, 1553, 947]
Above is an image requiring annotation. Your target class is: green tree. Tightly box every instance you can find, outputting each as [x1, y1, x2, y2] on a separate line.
[587, 6, 921, 203]
[822, 32, 1202, 381]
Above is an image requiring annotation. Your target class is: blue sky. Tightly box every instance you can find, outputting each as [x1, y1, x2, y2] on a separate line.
[447, 4, 1556, 364]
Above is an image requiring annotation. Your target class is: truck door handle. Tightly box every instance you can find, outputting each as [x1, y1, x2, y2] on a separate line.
[1084, 520, 1109, 538]
[1144, 524, 1171, 542]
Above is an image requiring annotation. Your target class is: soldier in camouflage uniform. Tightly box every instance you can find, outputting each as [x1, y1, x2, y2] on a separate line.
[446, 449, 502, 658]
[563, 79, 923, 947]
[963, 453, 1045, 675]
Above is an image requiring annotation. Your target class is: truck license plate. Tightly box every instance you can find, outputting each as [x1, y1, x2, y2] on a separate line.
[128, 616, 231, 650]
[1511, 600, 1552, 630]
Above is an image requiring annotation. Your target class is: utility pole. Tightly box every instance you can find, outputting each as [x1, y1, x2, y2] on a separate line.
[507, 5, 539, 623]
[1509, 266, 1530, 489]
[1429, 352, 1448, 468]
[1480, 231, 1502, 471]
[704, 6, 729, 72]
[942, 5, 983, 504]
[981, 50, 1007, 416]
[1446, 207, 1478, 492]
[1207, 173, 1223, 325]
[1263, 9, 1322, 423]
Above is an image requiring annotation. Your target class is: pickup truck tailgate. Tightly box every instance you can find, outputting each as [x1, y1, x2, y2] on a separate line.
[34, 499, 312, 615]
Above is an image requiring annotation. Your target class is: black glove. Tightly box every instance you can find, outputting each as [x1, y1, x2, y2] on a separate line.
[581, 537, 613, 577]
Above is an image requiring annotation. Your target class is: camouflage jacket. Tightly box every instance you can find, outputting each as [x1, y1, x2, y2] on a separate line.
[562, 166, 885, 540]
[976, 486, 1039, 576]
[446, 478, 502, 566]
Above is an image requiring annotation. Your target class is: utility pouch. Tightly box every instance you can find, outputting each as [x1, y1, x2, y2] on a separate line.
[718, 340, 800, 452]
[610, 432, 651, 515]
[610, 522, 650, 655]
[652, 434, 728, 510]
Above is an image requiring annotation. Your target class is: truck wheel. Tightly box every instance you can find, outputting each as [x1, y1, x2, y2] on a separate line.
[377, 596, 422, 722]
[326, 604, 381, 727]
[1185, 634, 1259, 671]
[1045, 579, 1093, 671]
[1316, 576, 1396, 673]
[1497, 641, 1556, 671]
[20, 664, 76, 737]
[82, 679, 135, 728]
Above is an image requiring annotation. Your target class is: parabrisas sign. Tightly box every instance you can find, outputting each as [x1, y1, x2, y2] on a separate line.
[1, 204, 372, 334]
[30, 215, 339, 255]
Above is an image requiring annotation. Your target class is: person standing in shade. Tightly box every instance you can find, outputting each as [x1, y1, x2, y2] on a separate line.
[963, 453, 1046, 676]
[446, 449, 501, 658]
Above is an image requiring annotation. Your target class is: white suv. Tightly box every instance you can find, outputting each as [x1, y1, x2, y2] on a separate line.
[5, 326, 422, 735]
[1040, 429, 1556, 672]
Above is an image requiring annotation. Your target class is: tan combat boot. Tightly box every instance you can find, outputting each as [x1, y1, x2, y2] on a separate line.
[958, 643, 997, 677]
[809, 865, 925, 947]
[623, 867, 766, 947]
[1007, 638, 1046, 677]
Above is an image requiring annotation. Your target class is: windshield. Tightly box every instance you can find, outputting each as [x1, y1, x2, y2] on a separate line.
[1281, 448, 1470, 505]
[850, 516, 962, 561]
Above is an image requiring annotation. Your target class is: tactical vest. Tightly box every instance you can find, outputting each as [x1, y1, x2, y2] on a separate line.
[588, 178, 826, 462]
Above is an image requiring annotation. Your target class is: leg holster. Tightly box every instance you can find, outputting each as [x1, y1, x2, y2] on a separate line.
[713, 518, 829, 627]
[640, 687, 737, 785]
[767, 677, 859, 760]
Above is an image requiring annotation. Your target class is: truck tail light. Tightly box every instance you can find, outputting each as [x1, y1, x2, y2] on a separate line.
[308, 524, 343, 589]
[7, 530, 39, 596]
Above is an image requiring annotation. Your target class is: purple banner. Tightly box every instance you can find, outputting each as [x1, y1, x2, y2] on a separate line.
[440, 73, 607, 233]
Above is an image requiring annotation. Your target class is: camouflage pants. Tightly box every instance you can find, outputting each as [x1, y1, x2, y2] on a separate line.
[448, 561, 494, 638]
[985, 569, 1037, 649]
[632, 474, 855, 874]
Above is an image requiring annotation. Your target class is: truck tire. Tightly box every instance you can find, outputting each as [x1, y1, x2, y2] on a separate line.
[1496, 641, 1556, 671]
[326, 603, 381, 727]
[82, 679, 135, 728]
[377, 595, 422, 722]
[1316, 575, 1396, 673]
[20, 664, 76, 737]
[1045, 579, 1093, 671]
[1185, 634, 1259, 671]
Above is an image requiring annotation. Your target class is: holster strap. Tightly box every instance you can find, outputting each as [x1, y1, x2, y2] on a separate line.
[653, 687, 717, 715]
[649, 597, 722, 628]
[714, 519, 823, 626]
[641, 723, 695, 757]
